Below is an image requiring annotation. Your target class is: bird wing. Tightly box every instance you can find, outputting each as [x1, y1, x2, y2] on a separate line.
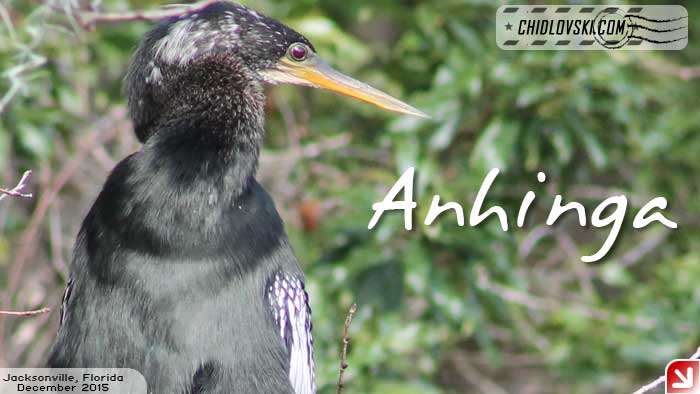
[266, 273, 316, 394]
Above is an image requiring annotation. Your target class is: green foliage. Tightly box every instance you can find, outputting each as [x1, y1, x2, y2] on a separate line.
[1, 1, 699, 393]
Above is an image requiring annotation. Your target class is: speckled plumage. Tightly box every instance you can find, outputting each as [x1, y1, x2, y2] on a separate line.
[124, 1, 313, 142]
[48, 3, 317, 394]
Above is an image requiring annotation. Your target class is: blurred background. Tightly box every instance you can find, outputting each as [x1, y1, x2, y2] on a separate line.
[1, 0, 699, 393]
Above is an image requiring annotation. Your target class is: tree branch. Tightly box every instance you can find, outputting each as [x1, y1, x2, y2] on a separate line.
[0, 109, 128, 359]
[0, 171, 50, 318]
[475, 266, 659, 329]
[50, 0, 220, 29]
[0, 308, 50, 317]
[630, 346, 700, 394]
[337, 303, 357, 394]
[0, 170, 33, 201]
[0, 4, 47, 115]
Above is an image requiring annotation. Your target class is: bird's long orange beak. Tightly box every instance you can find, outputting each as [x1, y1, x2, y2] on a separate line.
[260, 56, 429, 118]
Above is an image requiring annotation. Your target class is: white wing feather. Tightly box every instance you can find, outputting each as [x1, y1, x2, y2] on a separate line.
[267, 273, 315, 394]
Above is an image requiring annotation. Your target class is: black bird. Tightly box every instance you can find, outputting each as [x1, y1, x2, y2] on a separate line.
[48, 2, 425, 393]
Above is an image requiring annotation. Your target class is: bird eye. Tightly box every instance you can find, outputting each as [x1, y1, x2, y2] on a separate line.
[288, 43, 308, 62]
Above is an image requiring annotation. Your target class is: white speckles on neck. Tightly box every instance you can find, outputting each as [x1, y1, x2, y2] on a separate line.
[223, 11, 241, 34]
[145, 61, 163, 84]
[154, 18, 196, 65]
[153, 16, 236, 67]
[149, 11, 247, 71]
[249, 9, 262, 19]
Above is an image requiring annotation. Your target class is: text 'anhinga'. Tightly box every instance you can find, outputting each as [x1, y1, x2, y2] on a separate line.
[47, 2, 426, 393]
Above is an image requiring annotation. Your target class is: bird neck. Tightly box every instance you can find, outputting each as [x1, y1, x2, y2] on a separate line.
[95, 115, 268, 260]
[147, 120, 261, 199]
[140, 56, 268, 200]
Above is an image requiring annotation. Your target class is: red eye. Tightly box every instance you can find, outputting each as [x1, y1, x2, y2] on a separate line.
[288, 44, 308, 61]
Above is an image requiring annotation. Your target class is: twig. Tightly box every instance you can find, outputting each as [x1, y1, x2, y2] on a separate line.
[518, 225, 553, 258]
[0, 170, 33, 201]
[452, 351, 511, 394]
[258, 133, 351, 201]
[51, 0, 219, 29]
[476, 267, 659, 329]
[570, 184, 651, 208]
[0, 0, 49, 114]
[0, 107, 128, 359]
[631, 55, 700, 81]
[0, 55, 47, 114]
[619, 229, 671, 268]
[630, 346, 700, 394]
[553, 230, 594, 298]
[49, 201, 68, 275]
[0, 308, 50, 317]
[0, 3, 17, 42]
[337, 303, 357, 394]
[0, 2, 48, 115]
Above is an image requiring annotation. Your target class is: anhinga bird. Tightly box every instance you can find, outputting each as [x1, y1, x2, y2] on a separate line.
[47, 2, 425, 393]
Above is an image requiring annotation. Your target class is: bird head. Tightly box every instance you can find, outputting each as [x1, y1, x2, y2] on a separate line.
[125, 1, 426, 142]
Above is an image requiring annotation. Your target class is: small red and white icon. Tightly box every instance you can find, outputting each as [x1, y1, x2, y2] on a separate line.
[666, 359, 700, 394]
